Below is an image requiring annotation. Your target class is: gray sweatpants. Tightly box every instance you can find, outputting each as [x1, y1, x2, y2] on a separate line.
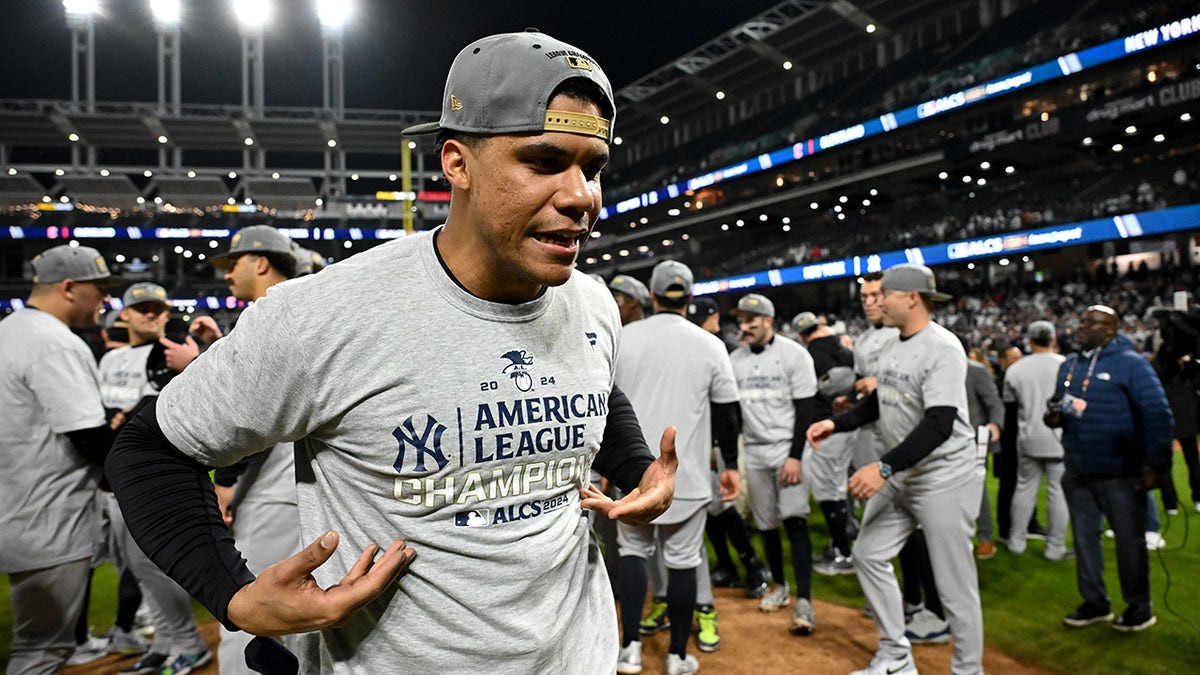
[219, 500, 303, 675]
[1008, 456, 1069, 558]
[7, 557, 91, 675]
[107, 494, 208, 656]
[853, 477, 984, 675]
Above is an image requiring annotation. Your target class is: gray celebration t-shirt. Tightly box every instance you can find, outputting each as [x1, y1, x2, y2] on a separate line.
[157, 229, 622, 674]
[99, 343, 157, 410]
[874, 321, 975, 492]
[1002, 352, 1065, 459]
[0, 308, 104, 573]
[729, 335, 818, 469]
[615, 313, 739, 510]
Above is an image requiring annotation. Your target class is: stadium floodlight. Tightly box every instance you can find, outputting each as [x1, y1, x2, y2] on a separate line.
[613, 136, 623, 145]
[233, 0, 270, 30]
[317, 0, 350, 30]
[63, 0, 99, 19]
[150, 0, 180, 25]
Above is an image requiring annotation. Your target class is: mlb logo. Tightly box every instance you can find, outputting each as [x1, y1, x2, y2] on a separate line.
[455, 510, 490, 527]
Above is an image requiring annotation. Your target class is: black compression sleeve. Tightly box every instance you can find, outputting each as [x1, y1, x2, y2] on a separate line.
[66, 424, 115, 467]
[879, 406, 957, 472]
[105, 398, 255, 631]
[831, 391, 880, 432]
[790, 397, 817, 460]
[213, 456, 253, 487]
[712, 401, 741, 467]
[594, 385, 655, 494]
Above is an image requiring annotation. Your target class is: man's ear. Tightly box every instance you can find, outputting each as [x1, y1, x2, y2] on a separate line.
[253, 255, 272, 276]
[442, 138, 473, 191]
[61, 279, 76, 301]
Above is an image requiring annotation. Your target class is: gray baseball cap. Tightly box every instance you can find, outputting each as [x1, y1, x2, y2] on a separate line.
[881, 263, 952, 301]
[736, 293, 775, 318]
[820, 366, 856, 399]
[650, 260, 693, 301]
[292, 246, 326, 276]
[122, 282, 170, 309]
[31, 244, 117, 285]
[211, 225, 294, 270]
[401, 30, 615, 142]
[792, 311, 820, 334]
[1028, 320, 1056, 343]
[609, 275, 650, 307]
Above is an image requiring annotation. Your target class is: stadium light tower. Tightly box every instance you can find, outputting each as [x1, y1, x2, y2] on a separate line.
[234, 0, 269, 118]
[63, 0, 98, 114]
[318, 0, 348, 200]
[151, 0, 182, 170]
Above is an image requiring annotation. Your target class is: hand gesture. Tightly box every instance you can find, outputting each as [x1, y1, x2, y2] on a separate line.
[780, 457, 803, 487]
[226, 531, 415, 636]
[190, 315, 224, 344]
[581, 426, 678, 526]
[160, 335, 200, 372]
[806, 419, 836, 449]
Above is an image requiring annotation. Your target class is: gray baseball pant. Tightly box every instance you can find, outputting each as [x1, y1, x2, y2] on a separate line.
[1008, 456, 1069, 558]
[7, 557, 91, 675]
[853, 477, 984, 675]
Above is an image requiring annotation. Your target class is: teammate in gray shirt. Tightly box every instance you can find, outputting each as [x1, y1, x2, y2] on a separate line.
[615, 260, 740, 675]
[107, 31, 677, 675]
[1, 245, 115, 673]
[1003, 321, 1070, 560]
[809, 264, 984, 675]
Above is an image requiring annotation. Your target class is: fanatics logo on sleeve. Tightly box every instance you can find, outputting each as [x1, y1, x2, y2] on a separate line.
[586, 332, 597, 349]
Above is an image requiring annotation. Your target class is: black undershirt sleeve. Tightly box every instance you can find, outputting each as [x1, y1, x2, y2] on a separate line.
[594, 385, 656, 494]
[711, 401, 740, 467]
[66, 423, 115, 467]
[105, 398, 255, 631]
[790, 396, 817, 460]
[831, 391, 881, 432]
[878, 406, 958, 472]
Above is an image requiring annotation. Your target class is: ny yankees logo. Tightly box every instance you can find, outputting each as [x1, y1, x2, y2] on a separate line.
[392, 413, 450, 474]
[500, 349, 535, 392]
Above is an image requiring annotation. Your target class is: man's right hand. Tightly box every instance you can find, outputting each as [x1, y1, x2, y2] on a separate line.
[214, 484, 236, 526]
[806, 419, 836, 449]
[226, 531, 415, 636]
[853, 376, 878, 396]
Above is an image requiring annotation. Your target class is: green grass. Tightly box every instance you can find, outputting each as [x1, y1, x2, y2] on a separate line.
[4, 462, 1198, 672]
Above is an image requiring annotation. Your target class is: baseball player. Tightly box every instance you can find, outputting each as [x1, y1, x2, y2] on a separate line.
[201, 225, 309, 675]
[791, 311, 858, 577]
[610, 274, 651, 325]
[615, 260, 741, 675]
[107, 30, 677, 674]
[0, 245, 116, 673]
[687, 297, 771, 597]
[99, 282, 213, 674]
[1003, 320, 1070, 561]
[809, 264, 984, 675]
[730, 293, 820, 636]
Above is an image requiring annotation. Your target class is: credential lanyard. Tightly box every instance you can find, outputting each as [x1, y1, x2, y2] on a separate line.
[1063, 349, 1100, 397]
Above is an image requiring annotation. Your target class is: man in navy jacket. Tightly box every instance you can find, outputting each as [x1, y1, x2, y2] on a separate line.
[1047, 305, 1172, 632]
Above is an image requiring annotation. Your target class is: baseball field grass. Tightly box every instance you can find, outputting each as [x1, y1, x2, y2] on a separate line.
[3, 460, 1198, 672]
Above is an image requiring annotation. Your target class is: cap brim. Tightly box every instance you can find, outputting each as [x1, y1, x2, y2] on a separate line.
[928, 291, 953, 302]
[401, 121, 443, 137]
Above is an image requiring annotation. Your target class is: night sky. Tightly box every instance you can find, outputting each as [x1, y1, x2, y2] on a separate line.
[0, 0, 784, 111]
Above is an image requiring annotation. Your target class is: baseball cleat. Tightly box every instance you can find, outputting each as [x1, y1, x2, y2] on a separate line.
[790, 598, 816, 636]
[639, 597, 670, 635]
[759, 582, 791, 612]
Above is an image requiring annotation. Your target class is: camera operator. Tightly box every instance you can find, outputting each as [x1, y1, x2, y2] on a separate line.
[1045, 305, 1172, 632]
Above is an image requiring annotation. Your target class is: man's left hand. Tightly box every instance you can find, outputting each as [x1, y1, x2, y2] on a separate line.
[581, 426, 678, 526]
[160, 335, 200, 372]
[1137, 468, 1164, 492]
[848, 463, 887, 500]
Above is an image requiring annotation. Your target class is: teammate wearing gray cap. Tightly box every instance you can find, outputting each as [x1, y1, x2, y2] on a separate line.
[616, 259, 740, 675]
[792, 311, 859, 578]
[730, 293, 820, 636]
[99, 282, 212, 674]
[0, 245, 116, 672]
[610, 275, 651, 326]
[809, 263, 983, 675]
[1003, 321, 1070, 560]
[108, 29, 677, 674]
